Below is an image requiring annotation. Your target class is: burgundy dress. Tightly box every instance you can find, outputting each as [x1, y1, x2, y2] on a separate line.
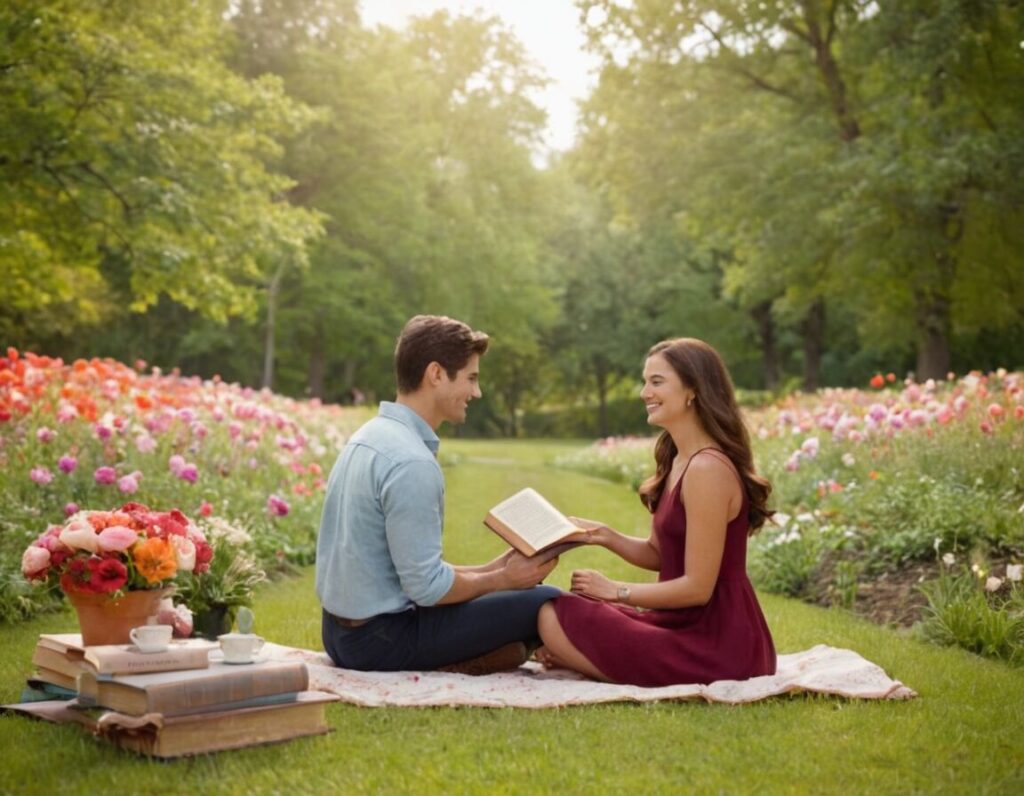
[553, 450, 776, 686]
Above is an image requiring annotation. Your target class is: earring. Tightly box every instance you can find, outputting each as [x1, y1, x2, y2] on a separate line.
[686, 397, 694, 408]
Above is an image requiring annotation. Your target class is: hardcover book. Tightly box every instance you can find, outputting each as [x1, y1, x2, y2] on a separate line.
[484, 487, 587, 562]
[2, 692, 338, 758]
[35, 634, 212, 678]
[75, 658, 309, 716]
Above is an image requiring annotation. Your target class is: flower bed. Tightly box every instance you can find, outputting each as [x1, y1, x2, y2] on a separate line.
[0, 348, 365, 622]
[555, 370, 1024, 664]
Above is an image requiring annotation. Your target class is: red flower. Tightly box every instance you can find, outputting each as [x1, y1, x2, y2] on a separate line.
[60, 558, 98, 593]
[193, 540, 214, 574]
[88, 557, 128, 593]
[869, 374, 885, 389]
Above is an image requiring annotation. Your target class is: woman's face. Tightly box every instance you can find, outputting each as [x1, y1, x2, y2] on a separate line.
[640, 353, 693, 428]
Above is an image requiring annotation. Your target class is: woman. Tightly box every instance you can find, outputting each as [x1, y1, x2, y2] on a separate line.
[536, 338, 776, 686]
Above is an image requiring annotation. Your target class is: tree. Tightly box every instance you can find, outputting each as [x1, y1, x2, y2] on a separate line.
[0, 0, 322, 347]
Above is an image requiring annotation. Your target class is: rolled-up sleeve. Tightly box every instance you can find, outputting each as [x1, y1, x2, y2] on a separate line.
[380, 459, 455, 606]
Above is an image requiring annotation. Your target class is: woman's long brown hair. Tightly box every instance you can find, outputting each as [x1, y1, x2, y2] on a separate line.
[638, 339, 773, 533]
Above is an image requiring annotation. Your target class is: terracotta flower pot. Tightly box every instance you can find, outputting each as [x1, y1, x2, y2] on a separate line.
[66, 588, 170, 646]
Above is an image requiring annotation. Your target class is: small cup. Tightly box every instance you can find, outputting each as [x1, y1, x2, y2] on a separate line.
[130, 624, 172, 653]
[218, 632, 265, 664]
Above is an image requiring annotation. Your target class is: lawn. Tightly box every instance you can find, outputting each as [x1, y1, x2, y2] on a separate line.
[1, 439, 1022, 794]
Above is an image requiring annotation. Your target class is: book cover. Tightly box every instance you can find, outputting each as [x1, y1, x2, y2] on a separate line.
[76, 659, 309, 716]
[484, 487, 587, 558]
[37, 633, 213, 676]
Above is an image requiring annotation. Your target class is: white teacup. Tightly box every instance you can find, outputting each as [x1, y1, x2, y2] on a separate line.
[130, 624, 172, 653]
[218, 632, 264, 664]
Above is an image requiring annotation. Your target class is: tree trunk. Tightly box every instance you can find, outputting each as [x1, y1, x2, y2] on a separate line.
[914, 285, 952, 381]
[801, 298, 826, 391]
[261, 264, 286, 390]
[307, 319, 326, 399]
[594, 360, 609, 438]
[751, 302, 781, 391]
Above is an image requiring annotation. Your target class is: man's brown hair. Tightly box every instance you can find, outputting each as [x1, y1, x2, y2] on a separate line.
[394, 315, 490, 394]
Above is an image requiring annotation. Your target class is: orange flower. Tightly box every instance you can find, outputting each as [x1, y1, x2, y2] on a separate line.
[132, 537, 177, 583]
[870, 374, 885, 389]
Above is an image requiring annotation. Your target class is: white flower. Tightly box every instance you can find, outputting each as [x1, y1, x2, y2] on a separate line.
[796, 512, 815, 524]
[774, 512, 791, 528]
[933, 537, 942, 554]
[985, 576, 1003, 593]
[1006, 564, 1022, 582]
[942, 552, 956, 566]
[841, 452, 856, 467]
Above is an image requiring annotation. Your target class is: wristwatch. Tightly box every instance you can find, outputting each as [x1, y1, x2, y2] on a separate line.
[616, 583, 631, 604]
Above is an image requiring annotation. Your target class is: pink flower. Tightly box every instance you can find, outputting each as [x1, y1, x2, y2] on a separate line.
[135, 434, 156, 454]
[94, 466, 117, 485]
[59, 520, 100, 553]
[157, 598, 193, 638]
[178, 463, 198, 483]
[267, 494, 290, 517]
[94, 423, 113, 441]
[988, 403, 1004, 419]
[30, 466, 53, 485]
[97, 525, 139, 552]
[58, 455, 77, 474]
[21, 546, 51, 579]
[170, 535, 197, 572]
[36, 427, 56, 443]
[198, 500, 213, 517]
[168, 454, 186, 475]
[64, 502, 79, 517]
[1016, 406, 1024, 420]
[118, 472, 141, 493]
[800, 437, 819, 457]
[979, 421, 994, 435]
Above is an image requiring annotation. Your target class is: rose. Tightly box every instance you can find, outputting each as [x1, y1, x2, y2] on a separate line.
[59, 519, 100, 553]
[97, 525, 139, 553]
[21, 546, 51, 579]
[170, 535, 197, 572]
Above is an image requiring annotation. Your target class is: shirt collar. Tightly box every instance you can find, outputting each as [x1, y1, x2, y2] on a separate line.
[378, 401, 440, 455]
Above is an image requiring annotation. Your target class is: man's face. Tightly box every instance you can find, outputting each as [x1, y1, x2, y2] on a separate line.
[437, 354, 482, 425]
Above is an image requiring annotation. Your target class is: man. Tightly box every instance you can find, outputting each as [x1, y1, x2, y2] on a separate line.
[316, 314, 560, 672]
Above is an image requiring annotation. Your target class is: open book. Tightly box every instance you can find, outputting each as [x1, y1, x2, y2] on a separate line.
[484, 488, 587, 562]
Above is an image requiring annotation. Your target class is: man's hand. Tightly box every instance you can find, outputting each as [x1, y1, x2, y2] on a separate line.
[499, 550, 558, 590]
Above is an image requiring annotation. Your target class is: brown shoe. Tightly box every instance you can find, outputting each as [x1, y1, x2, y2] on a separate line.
[437, 642, 528, 676]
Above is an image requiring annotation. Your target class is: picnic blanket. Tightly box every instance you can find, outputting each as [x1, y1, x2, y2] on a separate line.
[262, 643, 916, 708]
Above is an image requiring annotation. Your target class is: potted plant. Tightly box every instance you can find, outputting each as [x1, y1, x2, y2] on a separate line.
[175, 517, 266, 639]
[21, 502, 213, 645]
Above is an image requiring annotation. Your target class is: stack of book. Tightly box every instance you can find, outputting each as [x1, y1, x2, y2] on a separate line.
[6, 633, 336, 757]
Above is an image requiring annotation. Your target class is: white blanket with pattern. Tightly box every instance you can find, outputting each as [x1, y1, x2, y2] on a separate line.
[262, 643, 915, 708]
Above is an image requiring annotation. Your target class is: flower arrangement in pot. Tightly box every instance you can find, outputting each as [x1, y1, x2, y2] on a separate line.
[21, 502, 213, 645]
[175, 516, 266, 639]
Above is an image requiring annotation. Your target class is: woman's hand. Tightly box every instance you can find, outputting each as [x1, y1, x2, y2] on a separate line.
[570, 516, 616, 548]
[570, 568, 620, 602]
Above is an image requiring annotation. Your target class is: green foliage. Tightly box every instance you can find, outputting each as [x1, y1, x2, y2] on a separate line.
[0, 0, 322, 342]
[918, 568, 1024, 666]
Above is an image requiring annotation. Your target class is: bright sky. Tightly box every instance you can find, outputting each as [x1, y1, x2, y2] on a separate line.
[359, 0, 601, 154]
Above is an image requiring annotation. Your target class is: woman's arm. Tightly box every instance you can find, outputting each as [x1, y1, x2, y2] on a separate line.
[570, 516, 662, 571]
[570, 456, 738, 609]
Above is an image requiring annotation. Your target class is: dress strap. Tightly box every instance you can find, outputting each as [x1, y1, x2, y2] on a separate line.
[680, 447, 744, 492]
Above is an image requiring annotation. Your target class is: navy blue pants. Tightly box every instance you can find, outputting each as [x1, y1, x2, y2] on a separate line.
[321, 585, 562, 671]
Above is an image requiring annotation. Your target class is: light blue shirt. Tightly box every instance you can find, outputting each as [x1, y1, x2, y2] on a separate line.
[315, 401, 455, 620]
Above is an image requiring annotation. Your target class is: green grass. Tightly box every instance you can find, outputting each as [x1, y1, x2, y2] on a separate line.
[2, 439, 1023, 794]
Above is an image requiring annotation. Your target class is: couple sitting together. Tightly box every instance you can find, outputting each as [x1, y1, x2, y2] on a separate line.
[315, 315, 776, 686]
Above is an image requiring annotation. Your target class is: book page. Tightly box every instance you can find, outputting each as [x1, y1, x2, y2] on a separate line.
[489, 488, 578, 551]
